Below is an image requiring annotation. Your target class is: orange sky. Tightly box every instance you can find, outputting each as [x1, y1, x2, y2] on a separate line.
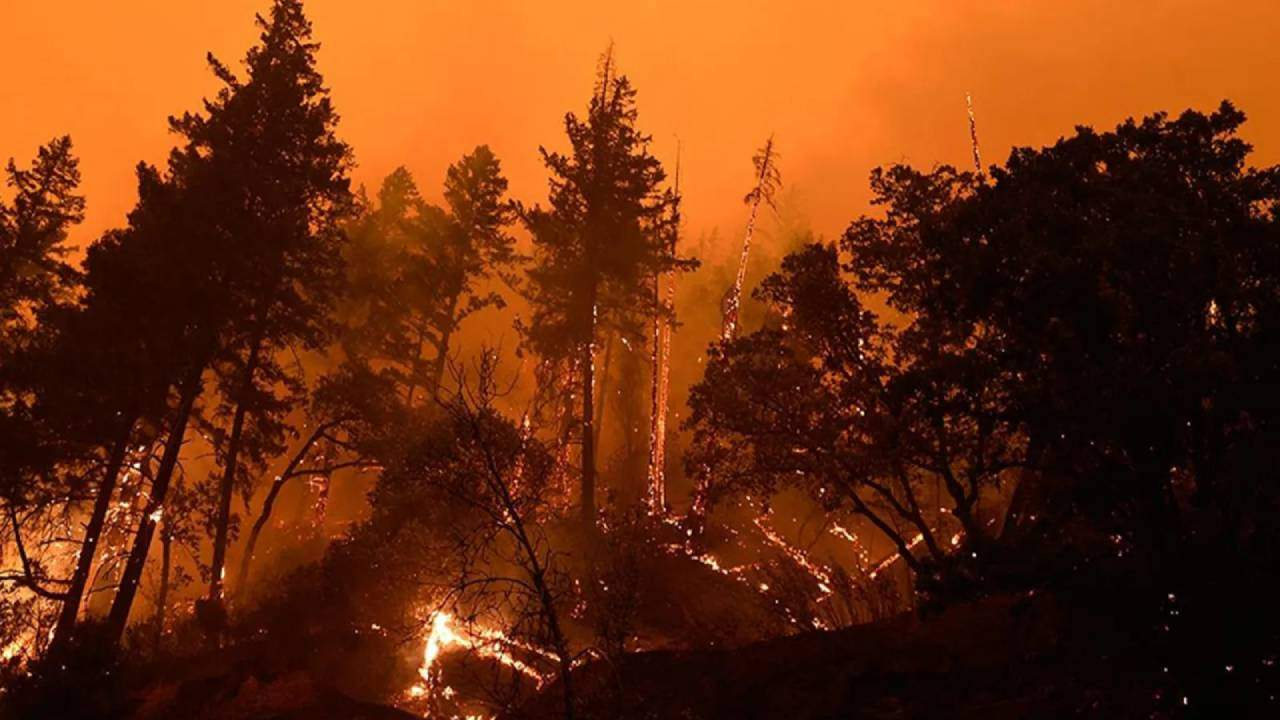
[5, 0, 1279, 263]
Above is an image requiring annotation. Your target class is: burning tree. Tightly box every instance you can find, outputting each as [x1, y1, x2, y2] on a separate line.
[411, 354, 576, 718]
[721, 135, 781, 342]
[646, 152, 682, 514]
[1, 139, 212, 662]
[966, 92, 983, 174]
[522, 47, 693, 522]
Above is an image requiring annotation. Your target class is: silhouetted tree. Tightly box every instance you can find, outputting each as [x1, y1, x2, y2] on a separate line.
[21, 160, 207, 657]
[343, 147, 516, 407]
[831, 102, 1280, 708]
[106, 0, 353, 644]
[841, 102, 1280, 559]
[0, 139, 89, 622]
[425, 146, 519, 395]
[0, 136, 84, 351]
[523, 49, 692, 521]
[688, 242, 1020, 597]
[340, 167, 435, 400]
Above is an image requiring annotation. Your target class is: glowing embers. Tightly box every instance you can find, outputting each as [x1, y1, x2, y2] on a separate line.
[721, 135, 780, 342]
[966, 92, 983, 174]
[647, 150, 681, 515]
[753, 513, 833, 596]
[869, 532, 927, 579]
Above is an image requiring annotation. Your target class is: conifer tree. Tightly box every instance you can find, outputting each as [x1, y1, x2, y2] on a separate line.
[0, 136, 84, 351]
[425, 145, 518, 396]
[31, 161, 204, 656]
[106, 0, 353, 643]
[523, 49, 694, 521]
[343, 147, 516, 406]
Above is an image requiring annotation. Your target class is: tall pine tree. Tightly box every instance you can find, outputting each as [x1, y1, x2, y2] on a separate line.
[523, 49, 693, 521]
[425, 145, 518, 396]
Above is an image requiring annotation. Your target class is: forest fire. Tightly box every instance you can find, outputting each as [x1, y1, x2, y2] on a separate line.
[720, 136, 780, 342]
[646, 151, 680, 515]
[752, 514, 834, 596]
[409, 607, 545, 696]
[3, 1, 1279, 718]
[409, 611, 551, 716]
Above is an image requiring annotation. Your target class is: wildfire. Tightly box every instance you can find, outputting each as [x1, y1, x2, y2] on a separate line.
[869, 532, 927, 579]
[1, 508, 89, 665]
[2, 638, 26, 662]
[409, 611, 548, 712]
[721, 135, 779, 342]
[966, 92, 983, 174]
[829, 523, 873, 569]
[679, 548, 755, 580]
[647, 146, 680, 514]
[510, 411, 533, 494]
[753, 514, 833, 596]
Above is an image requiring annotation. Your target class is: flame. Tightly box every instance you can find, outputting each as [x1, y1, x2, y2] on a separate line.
[409, 611, 548, 711]
[829, 523, 873, 568]
[510, 411, 533, 494]
[2, 639, 26, 662]
[1, 507, 91, 665]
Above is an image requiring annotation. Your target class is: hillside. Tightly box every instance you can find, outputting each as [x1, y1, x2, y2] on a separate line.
[514, 593, 1159, 719]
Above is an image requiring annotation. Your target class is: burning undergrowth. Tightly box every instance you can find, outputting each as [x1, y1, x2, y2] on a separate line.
[149, 393, 915, 720]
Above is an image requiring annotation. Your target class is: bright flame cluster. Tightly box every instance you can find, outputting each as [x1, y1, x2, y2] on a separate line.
[408, 612, 548, 711]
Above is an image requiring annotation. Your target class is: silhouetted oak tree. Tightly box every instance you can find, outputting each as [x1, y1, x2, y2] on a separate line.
[691, 103, 1280, 608]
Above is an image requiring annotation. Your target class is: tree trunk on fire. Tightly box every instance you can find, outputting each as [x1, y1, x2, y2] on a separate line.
[105, 364, 203, 645]
[208, 402, 248, 601]
[151, 517, 173, 648]
[581, 337, 597, 523]
[209, 339, 262, 611]
[48, 414, 135, 655]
